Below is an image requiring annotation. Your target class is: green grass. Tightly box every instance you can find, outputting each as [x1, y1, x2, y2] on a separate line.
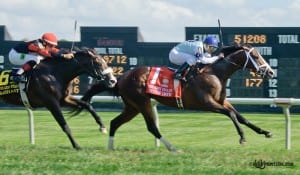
[0, 110, 299, 175]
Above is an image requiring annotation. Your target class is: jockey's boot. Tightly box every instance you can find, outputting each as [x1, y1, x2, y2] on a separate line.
[12, 61, 36, 83]
[11, 67, 26, 83]
[173, 62, 189, 80]
[12, 73, 26, 83]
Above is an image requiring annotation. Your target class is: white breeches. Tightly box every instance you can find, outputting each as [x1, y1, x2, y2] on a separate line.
[169, 48, 197, 66]
[9, 49, 44, 65]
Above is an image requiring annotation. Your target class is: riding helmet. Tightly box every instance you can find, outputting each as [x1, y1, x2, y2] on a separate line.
[42, 33, 58, 46]
[203, 36, 218, 48]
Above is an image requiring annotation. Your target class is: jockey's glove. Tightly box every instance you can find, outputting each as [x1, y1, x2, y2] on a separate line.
[195, 53, 203, 58]
[218, 53, 224, 58]
[62, 53, 74, 59]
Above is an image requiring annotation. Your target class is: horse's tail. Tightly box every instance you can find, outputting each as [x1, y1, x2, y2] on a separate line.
[70, 81, 119, 116]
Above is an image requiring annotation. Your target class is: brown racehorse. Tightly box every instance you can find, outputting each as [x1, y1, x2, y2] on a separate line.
[80, 45, 274, 151]
[0, 48, 117, 149]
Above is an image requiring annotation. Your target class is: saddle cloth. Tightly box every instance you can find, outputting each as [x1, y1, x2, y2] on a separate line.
[0, 70, 20, 95]
[146, 67, 182, 98]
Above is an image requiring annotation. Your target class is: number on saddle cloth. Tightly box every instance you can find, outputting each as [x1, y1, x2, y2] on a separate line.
[0, 68, 27, 84]
[0, 69, 21, 96]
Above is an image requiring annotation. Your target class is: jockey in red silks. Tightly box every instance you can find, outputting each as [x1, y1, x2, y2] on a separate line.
[8, 32, 74, 82]
[169, 36, 224, 80]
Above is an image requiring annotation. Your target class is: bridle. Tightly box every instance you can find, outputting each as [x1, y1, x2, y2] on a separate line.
[72, 51, 112, 80]
[224, 47, 272, 78]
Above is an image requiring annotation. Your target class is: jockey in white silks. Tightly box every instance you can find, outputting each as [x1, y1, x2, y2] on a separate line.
[169, 36, 224, 80]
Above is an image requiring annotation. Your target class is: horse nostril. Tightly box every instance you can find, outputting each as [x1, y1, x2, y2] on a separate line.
[109, 79, 117, 86]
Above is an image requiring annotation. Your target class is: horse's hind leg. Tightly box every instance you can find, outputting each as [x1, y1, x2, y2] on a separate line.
[108, 101, 139, 150]
[223, 100, 272, 138]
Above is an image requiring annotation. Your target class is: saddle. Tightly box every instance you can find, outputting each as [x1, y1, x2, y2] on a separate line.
[178, 63, 207, 82]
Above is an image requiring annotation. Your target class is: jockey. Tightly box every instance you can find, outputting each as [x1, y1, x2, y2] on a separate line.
[169, 36, 224, 80]
[8, 32, 74, 82]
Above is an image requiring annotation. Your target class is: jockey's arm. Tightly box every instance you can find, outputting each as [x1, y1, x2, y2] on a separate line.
[198, 55, 220, 64]
[28, 43, 73, 59]
[28, 43, 51, 57]
[50, 51, 74, 59]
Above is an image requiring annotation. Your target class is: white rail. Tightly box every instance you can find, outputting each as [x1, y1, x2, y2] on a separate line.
[27, 97, 300, 149]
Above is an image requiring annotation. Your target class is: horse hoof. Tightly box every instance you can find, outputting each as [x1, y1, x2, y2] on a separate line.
[239, 138, 247, 145]
[75, 146, 82, 150]
[108, 146, 115, 151]
[99, 127, 108, 134]
[168, 146, 177, 152]
[265, 132, 272, 138]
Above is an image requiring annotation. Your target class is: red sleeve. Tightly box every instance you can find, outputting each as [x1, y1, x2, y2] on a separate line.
[50, 47, 60, 53]
[28, 43, 52, 57]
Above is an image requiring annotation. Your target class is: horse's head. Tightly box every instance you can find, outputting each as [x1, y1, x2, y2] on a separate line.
[224, 45, 274, 79]
[73, 48, 117, 88]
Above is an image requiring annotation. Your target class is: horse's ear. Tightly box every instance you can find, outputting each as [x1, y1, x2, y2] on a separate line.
[232, 41, 240, 47]
[241, 44, 252, 50]
[73, 46, 81, 52]
[87, 50, 96, 57]
[242, 45, 251, 51]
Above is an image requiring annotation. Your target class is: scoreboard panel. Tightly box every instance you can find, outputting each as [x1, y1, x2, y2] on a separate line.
[186, 27, 300, 101]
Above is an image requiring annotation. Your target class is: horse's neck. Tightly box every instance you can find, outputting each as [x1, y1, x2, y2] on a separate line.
[210, 59, 240, 81]
[39, 60, 81, 82]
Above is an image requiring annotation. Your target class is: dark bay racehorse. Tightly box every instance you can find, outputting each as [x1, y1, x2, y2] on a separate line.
[0, 48, 117, 149]
[80, 45, 274, 151]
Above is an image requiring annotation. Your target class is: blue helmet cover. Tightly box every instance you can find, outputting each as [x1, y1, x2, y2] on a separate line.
[203, 36, 218, 47]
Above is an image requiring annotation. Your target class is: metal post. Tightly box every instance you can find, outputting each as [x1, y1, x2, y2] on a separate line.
[26, 108, 35, 144]
[282, 105, 291, 150]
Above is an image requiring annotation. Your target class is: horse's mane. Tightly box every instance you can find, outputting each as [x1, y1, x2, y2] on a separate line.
[73, 46, 98, 55]
[220, 43, 252, 57]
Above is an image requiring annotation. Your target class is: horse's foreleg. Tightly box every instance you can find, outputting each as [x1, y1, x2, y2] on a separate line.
[208, 102, 246, 144]
[54, 115, 81, 149]
[236, 112, 272, 138]
[64, 96, 107, 134]
[62, 123, 81, 150]
[229, 111, 246, 144]
[223, 100, 272, 138]
[81, 81, 108, 102]
[140, 103, 177, 152]
[81, 101, 107, 133]
[48, 105, 81, 149]
[109, 104, 139, 150]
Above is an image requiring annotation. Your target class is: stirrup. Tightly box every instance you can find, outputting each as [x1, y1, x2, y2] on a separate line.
[173, 73, 183, 80]
[173, 73, 187, 82]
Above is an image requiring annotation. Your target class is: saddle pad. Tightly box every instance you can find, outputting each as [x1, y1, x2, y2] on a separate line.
[0, 70, 19, 95]
[146, 67, 182, 98]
